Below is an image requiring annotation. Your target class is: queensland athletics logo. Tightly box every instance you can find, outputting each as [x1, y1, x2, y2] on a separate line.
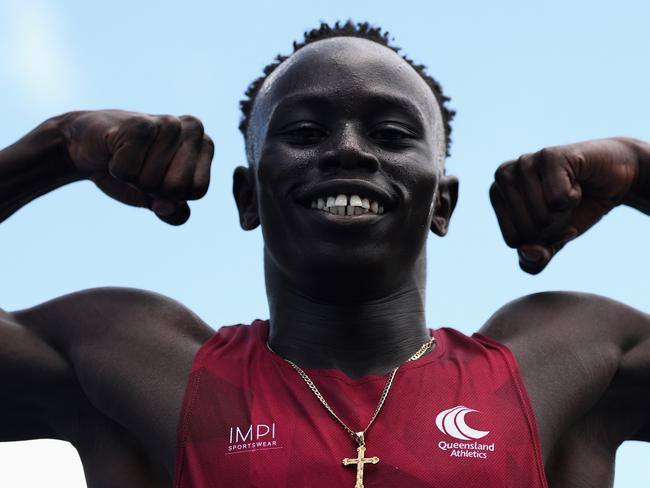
[435, 405, 489, 440]
[435, 405, 495, 460]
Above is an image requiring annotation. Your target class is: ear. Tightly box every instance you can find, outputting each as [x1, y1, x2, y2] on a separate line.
[430, 175, 459, 237]
[233, 166, 260, 230]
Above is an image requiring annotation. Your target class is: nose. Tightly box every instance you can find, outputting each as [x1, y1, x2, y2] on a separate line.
[317, 124, 379, 173]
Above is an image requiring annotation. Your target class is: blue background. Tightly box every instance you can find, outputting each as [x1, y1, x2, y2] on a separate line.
[0, 0, 648, 485]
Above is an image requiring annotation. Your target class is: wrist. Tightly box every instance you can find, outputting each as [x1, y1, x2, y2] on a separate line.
[0, 112, 86, 222]
[35, 112, 84, 179]
[620, 138, 650, 214]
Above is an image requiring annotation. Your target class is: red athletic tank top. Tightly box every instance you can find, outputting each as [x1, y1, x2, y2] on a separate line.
[174, 320, 548, 487]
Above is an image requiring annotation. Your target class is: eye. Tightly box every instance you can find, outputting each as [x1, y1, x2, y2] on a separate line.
[369, 124, 416, 145]
[280, 124, 327, 145]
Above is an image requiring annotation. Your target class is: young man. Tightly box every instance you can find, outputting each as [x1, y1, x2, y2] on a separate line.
[1, 22, 648, 487]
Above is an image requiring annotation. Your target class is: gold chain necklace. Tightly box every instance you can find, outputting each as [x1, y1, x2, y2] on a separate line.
[266, 336, 435, 488]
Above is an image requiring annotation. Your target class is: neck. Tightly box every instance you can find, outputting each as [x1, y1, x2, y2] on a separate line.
[265, 262, 431, 379]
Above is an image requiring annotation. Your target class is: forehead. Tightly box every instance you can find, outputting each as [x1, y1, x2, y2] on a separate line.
[249, 37, 442, 135]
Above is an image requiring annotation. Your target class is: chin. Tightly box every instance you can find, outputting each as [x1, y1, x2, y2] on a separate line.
[276, 242, 421, 300]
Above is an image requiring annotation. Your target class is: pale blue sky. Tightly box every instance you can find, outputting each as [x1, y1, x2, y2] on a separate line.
[0, 0, 648, 485]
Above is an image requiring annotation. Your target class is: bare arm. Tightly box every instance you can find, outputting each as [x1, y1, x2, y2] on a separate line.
[0, 111, 214, 469]
[0, 115, 82, 222]
[487, 137, 650, 453]
[3, 287, 213, 472]
[490, 137, 650, 274]
[0, 118, 90, 428]
[0, 306, 78, 441]
[622, 138, 650, 215]
[481, 292, 650, 445]
[0, 110, 214, 224]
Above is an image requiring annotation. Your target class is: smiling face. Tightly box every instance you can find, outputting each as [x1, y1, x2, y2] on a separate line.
[234, 37, 457, 298]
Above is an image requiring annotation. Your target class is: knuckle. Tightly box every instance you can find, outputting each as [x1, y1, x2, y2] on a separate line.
[545, 191, 563, 207]
[517, 153, 535, 172]
[202, 138, 215, 164]
[190, 181, 209, 199]
[501, 229, 518, 248]
[488, 183, 500, 202]
[504, 238, 518, 249]
[494, 161, 515, 186]
[537, 146, 563, 167]
[489, 184, 506, 211]
[158, 115, 182, 136]
[203, 134, 215, 152]
[180, 115, 204, 137]
[574, 152, 586, 166]
[108, 160, 137, 181]
[136, 178, 159, 194]
[548, 193, 572, 209]
[162, 176, 189, 197]
[129, 117, 157, 138]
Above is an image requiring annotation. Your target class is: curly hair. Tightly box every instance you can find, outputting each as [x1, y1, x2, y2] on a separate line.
[239, 20, 455, 157]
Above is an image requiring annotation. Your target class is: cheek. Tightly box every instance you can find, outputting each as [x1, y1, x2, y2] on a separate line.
[388, 159, 439, 220]
[257, 143, 315, 184]
[254, 148, 295, 222]
[254, 146, 313, 258]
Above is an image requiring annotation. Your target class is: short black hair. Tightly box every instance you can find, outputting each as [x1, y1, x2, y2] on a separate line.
[239, 20, 455, 156]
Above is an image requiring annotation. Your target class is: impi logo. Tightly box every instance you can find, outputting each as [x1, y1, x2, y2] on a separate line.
[227, 422, 282, 454]
[435, 405, 489, 440]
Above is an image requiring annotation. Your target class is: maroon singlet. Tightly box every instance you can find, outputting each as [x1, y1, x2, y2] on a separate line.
[174, 320, 548, 487]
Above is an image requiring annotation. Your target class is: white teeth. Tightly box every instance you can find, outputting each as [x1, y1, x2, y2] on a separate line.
[349, 195, 363, 207]
[309, 193, 386, 216]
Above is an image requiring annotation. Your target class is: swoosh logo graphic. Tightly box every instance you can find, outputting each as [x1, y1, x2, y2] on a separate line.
[435, 405, 490, 440]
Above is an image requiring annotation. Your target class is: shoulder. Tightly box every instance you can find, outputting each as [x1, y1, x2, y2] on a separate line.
[477, 291, 648, 410]
[13, 286, 214, 350]
[15, 285, 201, 319]
[479, 291, 647, 349]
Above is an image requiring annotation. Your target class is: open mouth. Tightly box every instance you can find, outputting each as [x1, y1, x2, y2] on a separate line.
[309, 194, 384, 216]
[294, 179, 395, 217]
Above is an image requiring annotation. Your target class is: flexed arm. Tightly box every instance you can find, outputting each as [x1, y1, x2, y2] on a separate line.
[0, 110, 214, 225]
[0, 111, 215, 473]
[490, 137, 650, 274]
[487, 137, 650, 455]
[0, 110, 214, 435]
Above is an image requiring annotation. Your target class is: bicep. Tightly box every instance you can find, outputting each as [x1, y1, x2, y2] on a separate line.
[481, 291, 650, 444]
[10, 287, 213, 464]
[615, 327, 650, 442]
[0, 287, 166, 442]
[0, 308, 79, 441]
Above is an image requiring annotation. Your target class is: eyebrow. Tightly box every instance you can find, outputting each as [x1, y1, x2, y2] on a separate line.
[270, 90, 428, 127]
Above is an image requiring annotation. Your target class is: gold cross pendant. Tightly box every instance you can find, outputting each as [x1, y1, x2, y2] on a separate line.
[342, 433, 379, 488]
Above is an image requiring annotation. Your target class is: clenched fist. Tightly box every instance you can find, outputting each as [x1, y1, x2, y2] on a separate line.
[61, 110, 214, 225]
[490, 138, 646, 274]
